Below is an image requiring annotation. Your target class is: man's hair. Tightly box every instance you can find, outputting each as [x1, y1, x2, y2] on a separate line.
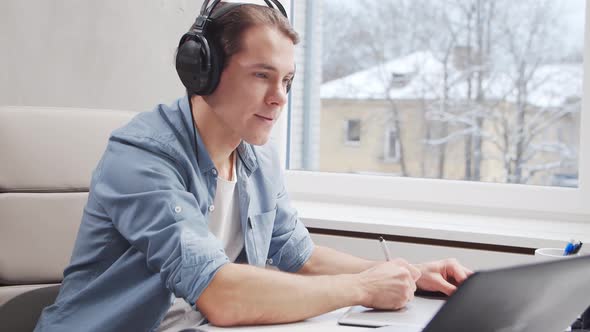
[195, 3, 300, 68]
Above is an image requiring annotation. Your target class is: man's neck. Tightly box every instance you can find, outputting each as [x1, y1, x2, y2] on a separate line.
[190, 95, 239, 180]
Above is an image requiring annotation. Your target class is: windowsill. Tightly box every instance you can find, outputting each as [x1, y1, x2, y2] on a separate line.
[292, 200, 590, 250]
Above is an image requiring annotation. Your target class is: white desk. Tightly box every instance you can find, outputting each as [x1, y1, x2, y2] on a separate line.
[198, 307, 371, 331]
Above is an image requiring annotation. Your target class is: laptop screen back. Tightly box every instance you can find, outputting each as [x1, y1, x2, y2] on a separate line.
[423, 254, 590, 332]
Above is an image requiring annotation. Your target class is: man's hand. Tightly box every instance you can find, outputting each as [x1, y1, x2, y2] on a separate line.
[414, 259, 474, 296]
[358, 259, 422, 310]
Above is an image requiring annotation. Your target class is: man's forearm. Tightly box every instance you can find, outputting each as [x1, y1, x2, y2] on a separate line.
[196, 262, 365, 327]
[297, 245, 378, 276]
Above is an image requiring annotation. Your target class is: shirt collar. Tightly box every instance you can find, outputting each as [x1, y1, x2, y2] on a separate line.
[179, 95, 259, 176]
[236, 141, 258, 176]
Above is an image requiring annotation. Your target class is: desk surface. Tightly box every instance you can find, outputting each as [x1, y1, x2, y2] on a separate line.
[198, 307, 371, 331]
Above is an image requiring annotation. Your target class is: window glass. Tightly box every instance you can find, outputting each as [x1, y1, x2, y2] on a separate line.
[290, 0, 585, 187]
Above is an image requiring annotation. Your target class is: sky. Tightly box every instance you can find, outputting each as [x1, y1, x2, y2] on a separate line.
[560, 0, 586, 53]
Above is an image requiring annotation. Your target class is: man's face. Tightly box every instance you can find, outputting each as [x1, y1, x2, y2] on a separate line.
[205, 25, 295, 146]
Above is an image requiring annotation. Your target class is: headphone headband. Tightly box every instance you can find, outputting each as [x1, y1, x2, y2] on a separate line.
[202, 0, 287, 20]
[193, 0, 288, 36]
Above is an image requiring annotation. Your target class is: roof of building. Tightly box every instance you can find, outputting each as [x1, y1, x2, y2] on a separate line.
[320, 51, 582, 108]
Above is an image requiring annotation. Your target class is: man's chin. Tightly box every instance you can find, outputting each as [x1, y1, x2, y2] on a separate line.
[243, 135, 270, 146]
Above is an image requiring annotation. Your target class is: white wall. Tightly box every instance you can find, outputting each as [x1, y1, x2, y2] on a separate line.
[0, 1, 297, 112]
[0, 0, 202, 111]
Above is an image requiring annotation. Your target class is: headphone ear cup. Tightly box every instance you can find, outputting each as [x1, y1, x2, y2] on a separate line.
[176, 33, 212, 95]
[203, 40, 224, 95]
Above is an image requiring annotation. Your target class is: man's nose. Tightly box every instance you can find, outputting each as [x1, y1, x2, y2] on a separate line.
[266, 83, 288, 107]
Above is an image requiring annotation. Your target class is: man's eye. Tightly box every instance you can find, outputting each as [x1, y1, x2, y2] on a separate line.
[255, 72, 268, 79]
[283, 78, 292, 85]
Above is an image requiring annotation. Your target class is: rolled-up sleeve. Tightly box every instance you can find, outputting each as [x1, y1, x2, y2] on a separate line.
[92, 134, 229, 305]
[266, 181, 315, 273]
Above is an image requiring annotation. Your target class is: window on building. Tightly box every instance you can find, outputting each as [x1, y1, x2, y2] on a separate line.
[384, 128, 400, 162]
[345, 119, 361, 145]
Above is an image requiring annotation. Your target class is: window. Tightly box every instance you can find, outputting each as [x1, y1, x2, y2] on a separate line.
[345, 119, 361, 145]
[383, 128, 400, 162]
[284, 0, 590, 220]
[290, 0, 584, 186]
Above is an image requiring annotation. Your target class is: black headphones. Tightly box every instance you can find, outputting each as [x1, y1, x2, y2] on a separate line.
[176, 0, 289, 96]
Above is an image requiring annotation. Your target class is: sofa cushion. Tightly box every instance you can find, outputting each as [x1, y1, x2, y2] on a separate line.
[0, 193, 88, 284]
[0, 106, 137, 192]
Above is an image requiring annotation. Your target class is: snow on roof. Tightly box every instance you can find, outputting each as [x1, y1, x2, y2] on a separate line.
[320, 51, 582, 108]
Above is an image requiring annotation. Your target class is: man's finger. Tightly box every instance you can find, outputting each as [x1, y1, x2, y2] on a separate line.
[446, 262, 469, 284]
[434, 274, 457, 296]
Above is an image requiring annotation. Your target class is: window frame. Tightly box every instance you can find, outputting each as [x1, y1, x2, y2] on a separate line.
[279, 0, 590, 223]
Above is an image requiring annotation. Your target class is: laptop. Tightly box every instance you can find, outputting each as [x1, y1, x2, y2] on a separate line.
[339, 254, 590, 332]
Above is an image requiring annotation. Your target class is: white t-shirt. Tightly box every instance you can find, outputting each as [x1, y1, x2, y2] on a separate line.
[207, 156, 244, 262]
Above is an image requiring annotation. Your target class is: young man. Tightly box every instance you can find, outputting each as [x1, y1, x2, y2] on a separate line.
[35, 2, 472, 331]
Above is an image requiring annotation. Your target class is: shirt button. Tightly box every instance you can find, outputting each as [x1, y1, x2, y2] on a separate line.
[174, 206, 182, 213]
[211, 169, 218, 176]
[267, 258, 273, 265]
[208, 205, 215, 212]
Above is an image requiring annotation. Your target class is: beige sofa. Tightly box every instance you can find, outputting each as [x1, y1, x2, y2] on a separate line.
[0, 106, 138, 331]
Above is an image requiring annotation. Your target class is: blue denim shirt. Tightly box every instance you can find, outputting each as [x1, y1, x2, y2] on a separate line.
[34, 96, 315, 332]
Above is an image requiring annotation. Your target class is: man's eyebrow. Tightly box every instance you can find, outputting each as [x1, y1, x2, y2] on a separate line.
[250, 63, 295, 76]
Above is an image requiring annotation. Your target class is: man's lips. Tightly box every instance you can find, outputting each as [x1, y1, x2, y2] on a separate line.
[255, 114, 274, 121]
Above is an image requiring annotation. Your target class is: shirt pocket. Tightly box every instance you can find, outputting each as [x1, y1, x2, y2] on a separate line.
[248, 208, 277, 267]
